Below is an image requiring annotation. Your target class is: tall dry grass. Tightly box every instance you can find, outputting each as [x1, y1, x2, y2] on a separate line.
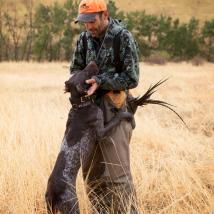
[0, 62, 214, 214]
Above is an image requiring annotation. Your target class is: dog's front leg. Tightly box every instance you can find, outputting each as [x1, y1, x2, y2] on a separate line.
[45, 137, 82, 214]
[96, 109, 133, 140]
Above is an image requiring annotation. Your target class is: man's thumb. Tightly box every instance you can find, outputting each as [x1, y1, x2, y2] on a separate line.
[86, 79, 95, 84]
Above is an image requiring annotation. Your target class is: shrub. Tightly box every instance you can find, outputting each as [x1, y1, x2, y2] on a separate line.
[191, 56, 204, 66]
[200, 19, 214, 62]
[145, 51, 170, 65]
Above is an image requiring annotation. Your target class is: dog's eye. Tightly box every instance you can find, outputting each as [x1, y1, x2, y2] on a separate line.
[76, 83, 88, 95]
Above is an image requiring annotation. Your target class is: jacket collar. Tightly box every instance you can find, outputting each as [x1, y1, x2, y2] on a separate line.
[86, 17, 124, 40]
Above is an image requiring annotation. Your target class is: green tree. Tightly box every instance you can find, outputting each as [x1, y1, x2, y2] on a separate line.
[201, 19, 214, 61]
[160, 18, 199, 60]
[3, 6, 28, 61]
[61, 0, 79, 61]
[33, 4, 51, 61]
[107, 0, 125, 20]
[127, 11, 158, 57]
[33, 3, 67, 61]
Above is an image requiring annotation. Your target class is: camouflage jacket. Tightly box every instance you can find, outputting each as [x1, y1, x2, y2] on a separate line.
[70, 18, 139, 91]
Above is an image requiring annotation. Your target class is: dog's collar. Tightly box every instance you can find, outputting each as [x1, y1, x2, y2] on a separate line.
[70, 96, 94, 110]
[72, 100, 93, 110]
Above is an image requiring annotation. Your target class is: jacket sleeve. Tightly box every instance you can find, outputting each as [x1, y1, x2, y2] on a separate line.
[70, 32, 86, 74]
[94, 30, 139, 90]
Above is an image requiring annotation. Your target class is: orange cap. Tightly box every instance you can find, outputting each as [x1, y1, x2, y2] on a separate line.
[75, 0, 107, 23]
[79, 0, 107, 14]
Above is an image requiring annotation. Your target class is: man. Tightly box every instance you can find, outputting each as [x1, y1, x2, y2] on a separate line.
[70, 0, 139, 213]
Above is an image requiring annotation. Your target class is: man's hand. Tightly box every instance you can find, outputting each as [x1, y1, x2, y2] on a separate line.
[85, 78, 99, 96]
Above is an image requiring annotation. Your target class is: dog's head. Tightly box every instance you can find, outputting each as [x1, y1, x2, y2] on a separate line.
[64, 61, 99, 97]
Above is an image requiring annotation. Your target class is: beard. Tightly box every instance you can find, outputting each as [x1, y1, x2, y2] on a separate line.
[88, 21, 108, 38]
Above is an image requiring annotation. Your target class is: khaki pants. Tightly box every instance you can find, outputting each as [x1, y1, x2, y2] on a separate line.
[82, 96, 138, 214]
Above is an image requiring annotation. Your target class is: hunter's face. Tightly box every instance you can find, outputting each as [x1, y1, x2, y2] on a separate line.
[84, 12, 108, 38]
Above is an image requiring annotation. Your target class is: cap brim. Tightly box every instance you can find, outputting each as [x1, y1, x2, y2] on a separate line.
[75, 13, 97, 24]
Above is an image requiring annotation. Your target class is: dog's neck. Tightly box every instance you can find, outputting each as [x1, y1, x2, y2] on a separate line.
[65, 61, 99, 110]
[69, 93, 94, 110]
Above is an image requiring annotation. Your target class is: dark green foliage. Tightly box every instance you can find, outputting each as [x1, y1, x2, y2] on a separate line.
[61, 0, 79, 60]
[33, 4, 51, 61]
[159, 18, 199, 60]
[32, 0, 79, 61]
[107, 0, 125, 20]
[33, 3, 67, 61]
[128, 12, 200, 60]
[200, 19, 214, 62]
[3, 12, 29, 60]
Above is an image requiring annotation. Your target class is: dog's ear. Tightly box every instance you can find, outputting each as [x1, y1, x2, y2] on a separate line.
[83, 61, 99, 76]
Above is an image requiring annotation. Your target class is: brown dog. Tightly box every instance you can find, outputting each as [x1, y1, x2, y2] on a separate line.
[45, 61, 133, 214]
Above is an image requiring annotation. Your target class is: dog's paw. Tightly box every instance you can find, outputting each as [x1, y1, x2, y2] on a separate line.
[117, 112, 133, 122]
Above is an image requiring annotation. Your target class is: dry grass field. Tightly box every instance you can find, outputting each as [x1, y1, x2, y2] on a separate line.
[0, 62, 214, 213]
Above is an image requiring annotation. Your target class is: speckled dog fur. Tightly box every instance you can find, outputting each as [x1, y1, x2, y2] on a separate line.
[45, 62, 132, 214]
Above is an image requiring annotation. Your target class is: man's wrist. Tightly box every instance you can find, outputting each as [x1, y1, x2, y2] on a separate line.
[92, 76, 102, 87]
